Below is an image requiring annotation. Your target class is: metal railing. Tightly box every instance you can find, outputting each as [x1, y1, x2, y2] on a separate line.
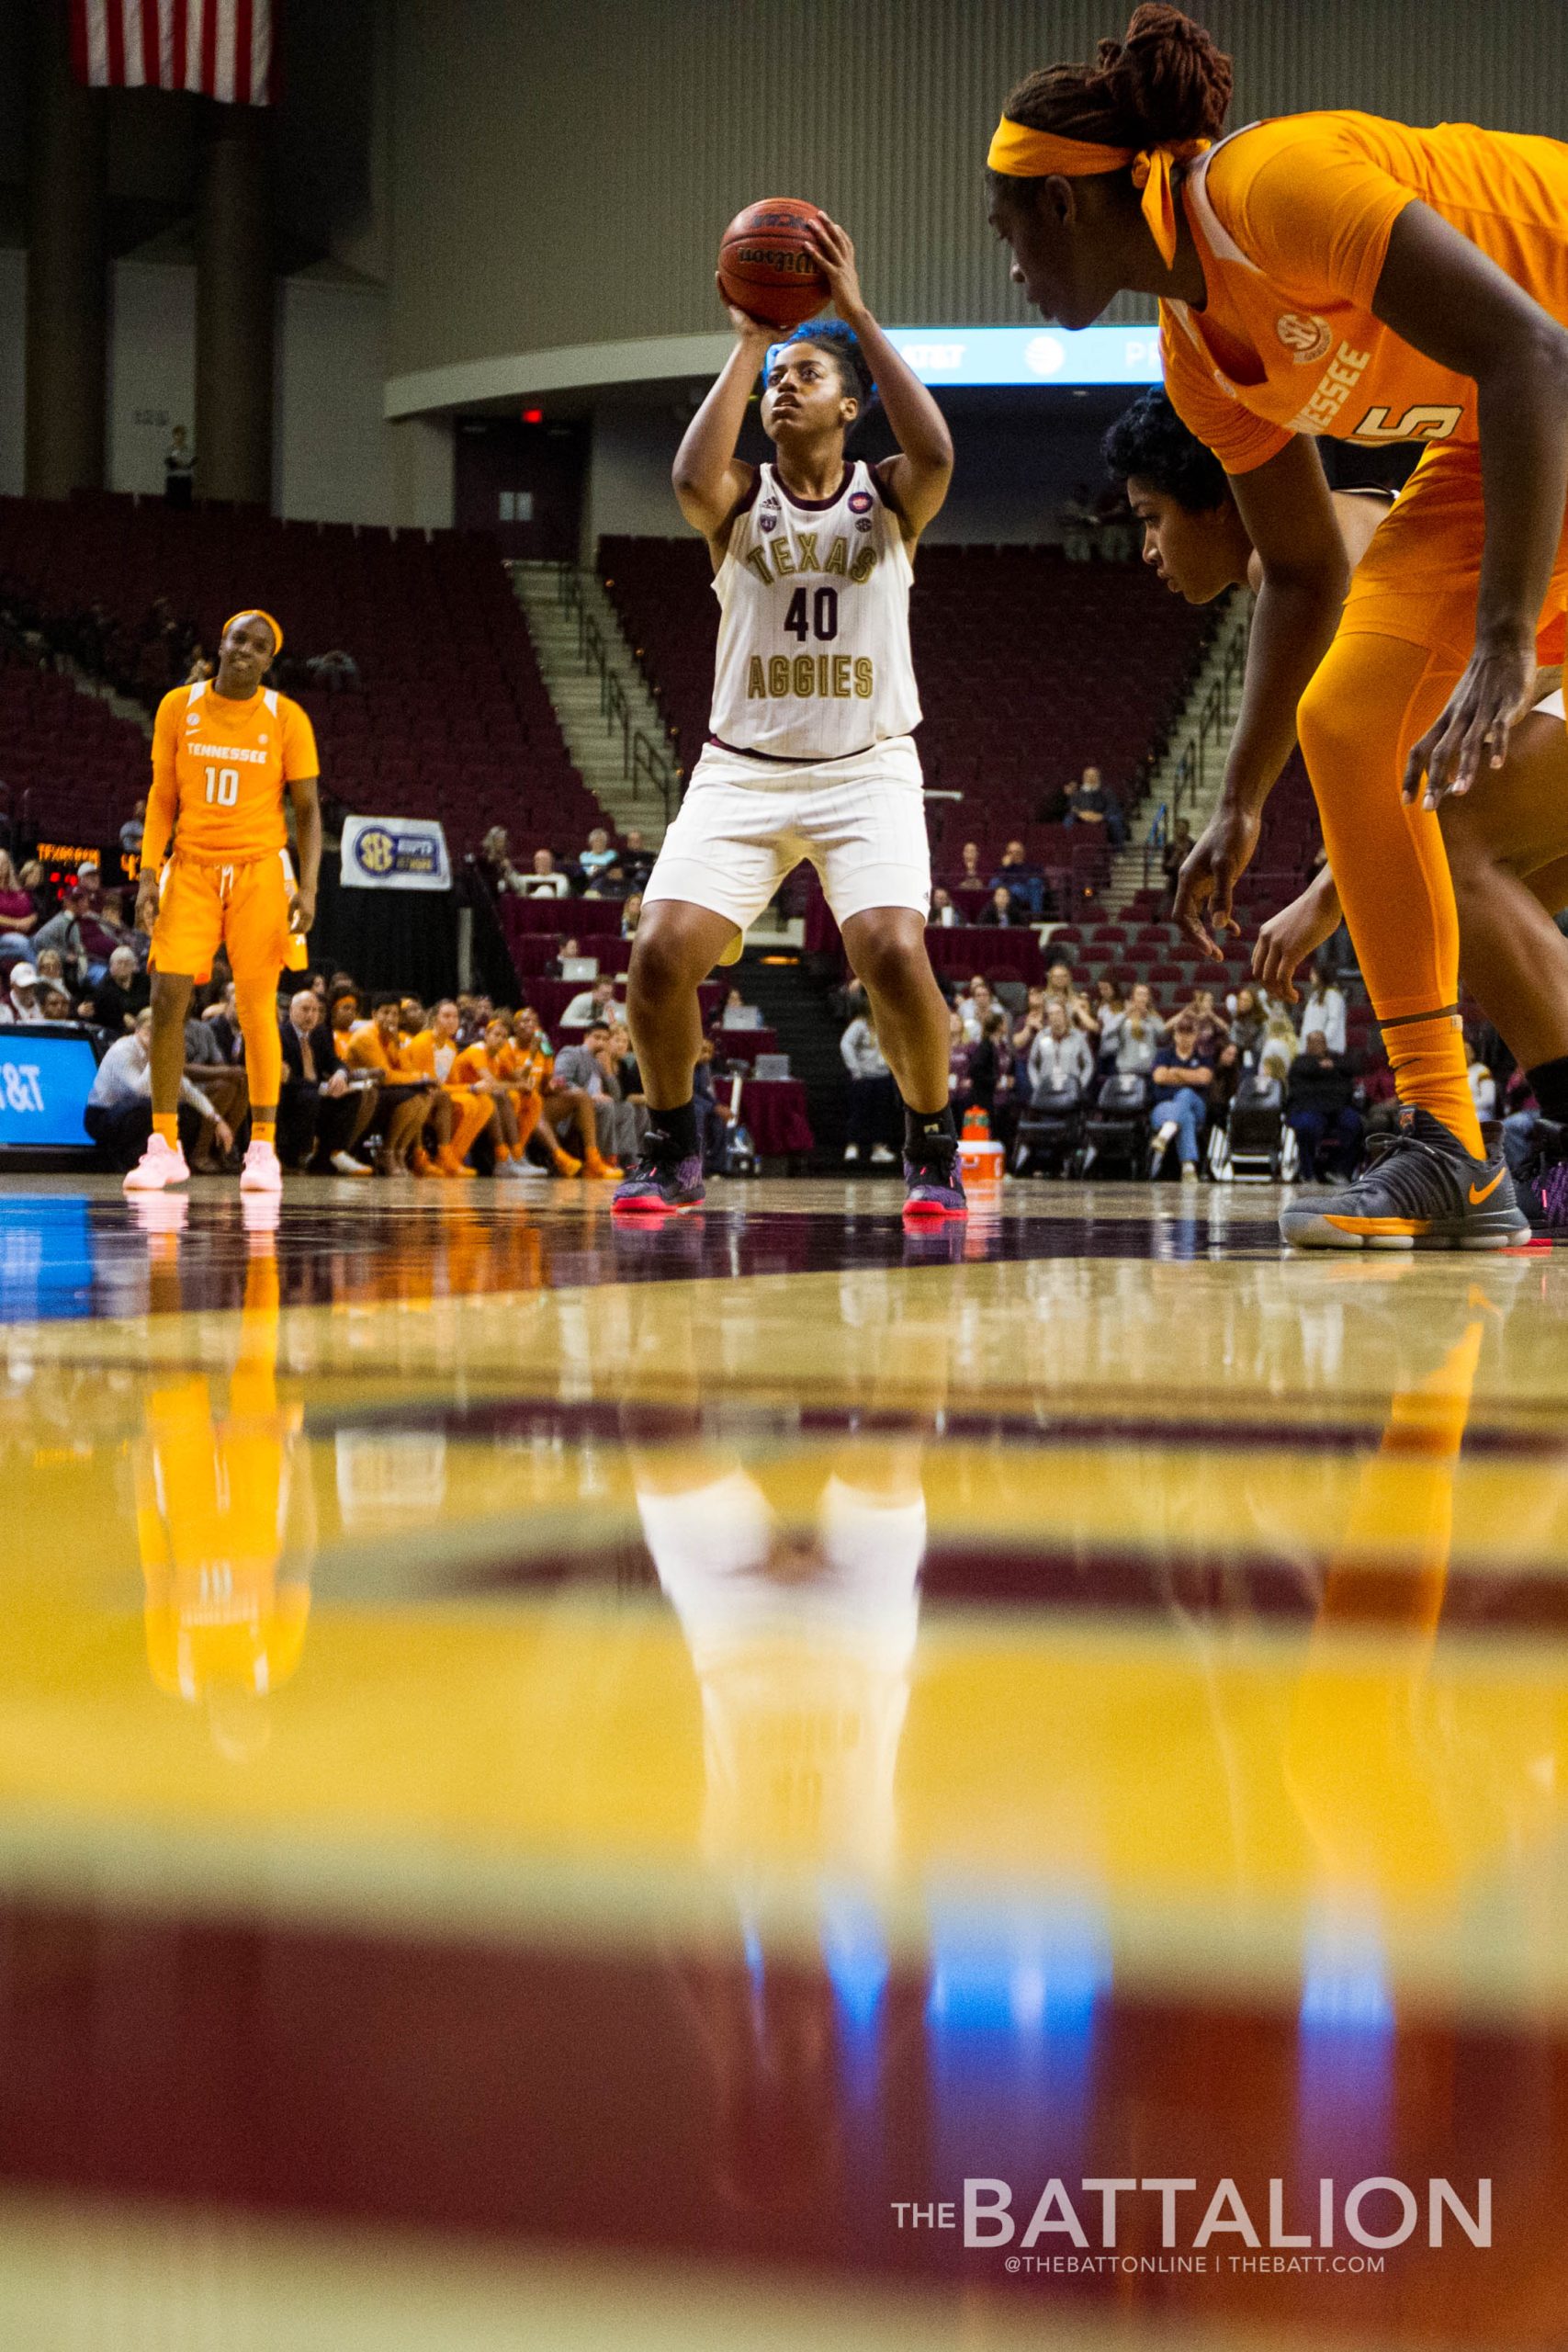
[553, 565, 680, 820]
[1139, 594, 1252, 889]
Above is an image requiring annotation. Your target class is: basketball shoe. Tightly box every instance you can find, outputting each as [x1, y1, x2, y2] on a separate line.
[613, 1131, 705, 1216]
[903, 1128, 968, 1222]
[123, 1133, 189, 1192]
[1511, 1115, 1568, 1239]
[1280, 1105, 1528, 1250]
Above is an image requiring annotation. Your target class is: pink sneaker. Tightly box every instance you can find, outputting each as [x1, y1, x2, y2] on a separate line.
[239, 1139, 284, 1194]
[122, 1134, 190, 1193]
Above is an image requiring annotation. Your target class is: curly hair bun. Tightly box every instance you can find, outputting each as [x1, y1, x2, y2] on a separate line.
[1103, 6, 1233, 144]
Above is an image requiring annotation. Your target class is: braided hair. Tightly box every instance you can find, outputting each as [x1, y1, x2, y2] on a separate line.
[997, 5, 1233, 177]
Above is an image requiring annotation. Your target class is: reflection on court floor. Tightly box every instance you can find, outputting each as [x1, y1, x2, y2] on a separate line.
[0, 1177, 1563, 2349]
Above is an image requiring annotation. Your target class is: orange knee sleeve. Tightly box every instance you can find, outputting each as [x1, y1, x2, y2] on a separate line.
[1297, 631, 1480, 1154]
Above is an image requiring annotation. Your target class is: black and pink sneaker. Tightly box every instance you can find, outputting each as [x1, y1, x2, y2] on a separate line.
[902, 1141, 967, 1222]
[1515, 1117, 1568, 1240]
[613, 1148, 705, 1216]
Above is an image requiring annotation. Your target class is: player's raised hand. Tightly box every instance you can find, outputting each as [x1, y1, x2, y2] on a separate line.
[1404, 637, 1536, 808]
[714, 274, 773, 346]
[1173, 804, 1260, 960]
[803, 216, 866, 322]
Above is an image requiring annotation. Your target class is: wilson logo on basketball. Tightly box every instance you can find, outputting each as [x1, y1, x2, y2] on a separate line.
[733, 243, 818, 278]
[1275, 312, 1334, 364]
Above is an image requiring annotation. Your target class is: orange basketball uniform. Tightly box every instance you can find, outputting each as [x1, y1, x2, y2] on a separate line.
[344, 1022, 426, 1082]
[1158, 111, 1568, 1150]
[407, 1026, 495, 1161]
[147, 677, 320, 986]
[1161, 112, 1568, 654]
[453, 1038, 541, 1156]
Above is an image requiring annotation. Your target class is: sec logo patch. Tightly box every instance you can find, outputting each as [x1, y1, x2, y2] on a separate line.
[1276, 312, 1333, 365]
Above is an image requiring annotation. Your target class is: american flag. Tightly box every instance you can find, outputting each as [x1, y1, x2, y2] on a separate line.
[70, 1, 276, 107]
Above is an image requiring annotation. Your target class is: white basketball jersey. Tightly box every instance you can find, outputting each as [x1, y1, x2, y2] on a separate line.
[707, 458, 921, 760]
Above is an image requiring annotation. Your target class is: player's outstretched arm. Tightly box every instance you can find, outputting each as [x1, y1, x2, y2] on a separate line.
[805, 215, 953, 540]
[137, 692, 183, 928]
[1371, 203, 1568, 807]
[1176, 438, 1348, 958]
[288, 775, 322, 934]
[671, 293, 770, 546]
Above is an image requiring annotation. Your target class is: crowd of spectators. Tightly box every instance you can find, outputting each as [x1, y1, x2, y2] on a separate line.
[476, 823, 654, 906]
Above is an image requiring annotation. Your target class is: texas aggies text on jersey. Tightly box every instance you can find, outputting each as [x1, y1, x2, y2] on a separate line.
[707, 457, 921, 760]
[151, 675, 320, 863]
[1159, 111, 1568, 475]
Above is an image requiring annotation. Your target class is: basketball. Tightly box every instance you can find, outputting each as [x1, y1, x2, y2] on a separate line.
[717, 198, 829, 329]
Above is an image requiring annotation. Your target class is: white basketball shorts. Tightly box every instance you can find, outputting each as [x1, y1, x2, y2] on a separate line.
[642, 733, 931, 932]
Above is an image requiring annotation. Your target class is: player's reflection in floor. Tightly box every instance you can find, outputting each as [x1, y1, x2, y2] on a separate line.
[621, 1268, 944, 2220]
[130, 1195, 315, 1758]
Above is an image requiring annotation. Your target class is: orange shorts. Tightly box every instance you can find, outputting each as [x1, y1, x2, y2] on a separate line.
[152, 849, 306, 987]
[1339, 439, 1568, 670]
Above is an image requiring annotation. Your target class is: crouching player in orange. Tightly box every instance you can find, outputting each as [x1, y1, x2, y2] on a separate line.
[406, 999, 496, 1179]
[125, 609, 321, 1195]
[453, 1015, 543, 1177]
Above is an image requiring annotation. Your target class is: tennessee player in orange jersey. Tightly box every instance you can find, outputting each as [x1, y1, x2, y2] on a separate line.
[987, 5, 1568, 1250]
[342, 995, 443, 1176]
[126, 609, 321, 1197]
[452, 1016, 543, 1177]
[404, 998, 497, 1179]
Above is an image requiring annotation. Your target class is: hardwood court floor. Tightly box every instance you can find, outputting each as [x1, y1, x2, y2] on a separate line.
[0, 1173, 1563, 2349]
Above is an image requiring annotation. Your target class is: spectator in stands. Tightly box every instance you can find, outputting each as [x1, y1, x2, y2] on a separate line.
[930, 886, 958, 928]
[953, 842, 988, 913]
[692, 1039, 735, 1175]
[954, 975, 997, 1046]
[184, 647, 213, 685]
[1468, 1035, 1498, 1122]
[948, 1009, 974, 1110]
[119, 799, 147, 856]
[1029, 1000, 1095, 1100]
[0, 964, 43, 1024]
[182, 1007, 248, 1171]
[545, 935, 582, 979]
[164, 425, 194, 507]
[1286, 1030, 1363, 1181]
[719, 985, 760, 1030]
[43, 864, 127, 984]
[979, 882, 1029, 929]
[1059, 481, 1098, 562]
[991, 840, 1050, 920]
[578, 828, 618, 887]
[1043, 957, 1099, 1037]
[202, 978, 246, 1065]
[1064, 764, 1125, 851]
[478, 826, 521, 895]
[279, 989, 375, 1176]
[1103, 981, 1166, 1078]
[521, 848, 570, 899]
[1227, 983, 1268, 1067]
[85, 1008, 230, 1171]
[1182, 986, 1231, 1057]
[1258, 1010, 1302, 1087]
[561, 974, 626, 1030]
[1012, 984, 1049, 1057]
[621, 891, 644, 938]
[0, 851, 42, 956]
[91, 944, 151, 1034]
[620, 831, 654, 890]
[550, 1023, 626, 1176]
[604, 1022, 650, 1157]
[33, 949, 66, 995]
[1148, 1011, 1213, 1182]
[840, 996, 898, 1165]
[305, 650, 360, 692]
[1161, 818, 1194, 908]
[970, 1007, 1021, 1148]
[1296, 960, 1348, 1057]
[1207, 1036, 1245, 1145]
[39, 985, 73, 1022]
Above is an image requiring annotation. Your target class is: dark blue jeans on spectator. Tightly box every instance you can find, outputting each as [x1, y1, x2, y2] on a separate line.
[1152, 1086, 1206, 1170]
[1289, 1104, 1364, 1178]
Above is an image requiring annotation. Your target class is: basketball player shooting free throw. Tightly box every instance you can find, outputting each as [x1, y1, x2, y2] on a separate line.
[616, 218, 964, 1219]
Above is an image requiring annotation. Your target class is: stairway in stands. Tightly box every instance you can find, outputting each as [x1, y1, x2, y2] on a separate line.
[735, 952, 849, 1162]
[1100, 589, 1252, 912]
[510, 560, 673, 843]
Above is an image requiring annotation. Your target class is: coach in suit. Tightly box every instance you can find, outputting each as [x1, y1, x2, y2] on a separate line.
[278, 989, 377, 1174]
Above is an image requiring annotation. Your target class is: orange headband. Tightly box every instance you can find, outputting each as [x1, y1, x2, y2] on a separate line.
[987, 116, 1208, 268]
[221, 607, 284, 659]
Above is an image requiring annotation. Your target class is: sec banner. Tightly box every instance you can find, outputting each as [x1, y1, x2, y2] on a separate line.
[341, 816, 452, 892]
